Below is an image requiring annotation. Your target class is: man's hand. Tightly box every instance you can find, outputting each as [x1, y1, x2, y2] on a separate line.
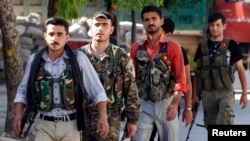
[126, 123, 137, 140]
[13, 103, 26, 135]
[13, 113, 23, 135]
[167, 91, 182, 121]
[240, 94, 248, 109]
[166, 104, 178, 121]
[96, 117, 109, 138]
[182, 109, 193, 127]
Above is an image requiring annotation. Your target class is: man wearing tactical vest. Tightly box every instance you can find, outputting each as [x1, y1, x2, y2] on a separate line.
[193, 12, 248, 128]
[13, 17, 109, 141]
[79, 11, 141, 141]
[150, 16, 194, 141]
[130, 5, 189, 141]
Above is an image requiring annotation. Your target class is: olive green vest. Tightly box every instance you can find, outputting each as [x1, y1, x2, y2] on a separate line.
[195, 37, 236, 91]
[136, 41, 175, 102]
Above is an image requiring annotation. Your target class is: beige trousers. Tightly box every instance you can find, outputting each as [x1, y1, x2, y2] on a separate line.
[34, 118, 80, 141]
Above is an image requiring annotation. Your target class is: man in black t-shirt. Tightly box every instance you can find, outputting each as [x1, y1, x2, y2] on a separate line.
[193, 12, 248, 128]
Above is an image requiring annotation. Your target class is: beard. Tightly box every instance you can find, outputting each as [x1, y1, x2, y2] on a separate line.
[146, 26, 160, 35]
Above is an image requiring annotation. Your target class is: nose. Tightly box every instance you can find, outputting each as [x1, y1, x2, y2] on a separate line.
[51, 35, 58, 41]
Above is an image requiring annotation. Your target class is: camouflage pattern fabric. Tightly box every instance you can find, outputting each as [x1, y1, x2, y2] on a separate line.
[35, 58, 75, 112]
[80, 44, 141, 141]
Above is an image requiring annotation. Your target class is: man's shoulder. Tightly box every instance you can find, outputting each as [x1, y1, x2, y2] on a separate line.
[167, 39, 180, 46]
[110, 44, 131, 60]
[167, 39, 181, 50]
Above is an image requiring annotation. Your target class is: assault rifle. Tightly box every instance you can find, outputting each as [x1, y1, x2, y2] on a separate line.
[19, 110, 37, 138]
[186, 91, 205, 141]
[120, 110, 130, 141]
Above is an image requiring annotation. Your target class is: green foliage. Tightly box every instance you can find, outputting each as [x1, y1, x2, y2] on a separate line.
[114, 0, 164, 11]
[56, 0, 91, 19]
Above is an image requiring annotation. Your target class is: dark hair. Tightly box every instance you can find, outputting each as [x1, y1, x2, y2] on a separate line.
[208, 12, 226, 24]
[141, 5, 162, 20]
[45, 17, 69, 34]
[162, 17, 175, 34]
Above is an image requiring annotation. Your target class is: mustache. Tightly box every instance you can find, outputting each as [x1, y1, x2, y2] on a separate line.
[148, 24, 155, 28]
[51, 42, 59, 45]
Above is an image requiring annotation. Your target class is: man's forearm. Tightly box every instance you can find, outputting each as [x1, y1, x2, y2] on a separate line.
[171, 91, 183, 107]
[15, 102, 26, 116]
[185, 65, 192, 108]
[96, 101, 108, 119]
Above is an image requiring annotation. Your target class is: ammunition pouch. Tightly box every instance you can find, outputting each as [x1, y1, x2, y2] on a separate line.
[61, 78, 75, 110]
[35, 80, 52, 112]
[211, 68, 224, 90]
[114, 74, 123, 104]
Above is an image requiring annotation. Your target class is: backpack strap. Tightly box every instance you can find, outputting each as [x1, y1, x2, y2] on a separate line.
[200, 39, 209, 56]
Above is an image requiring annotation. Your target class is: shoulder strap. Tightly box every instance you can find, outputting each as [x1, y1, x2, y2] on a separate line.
[109, 44, 122, 73]
[218, 37, 230, 51]
[138, 40, 146, 51]
[200, 39, 209, 55]
[159, 42, 168, 54]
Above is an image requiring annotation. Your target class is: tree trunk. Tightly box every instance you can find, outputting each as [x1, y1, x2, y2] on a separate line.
[47, 0, 60, 18]
[0, 0, 23, 135]
[131, 10, 137, 44]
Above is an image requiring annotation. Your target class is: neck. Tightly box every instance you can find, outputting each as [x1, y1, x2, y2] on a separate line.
[48, 49, 64, 62]
[147, 31, 162, 48]
[90, 40, 109, 58]
[210, 36, 224, 42]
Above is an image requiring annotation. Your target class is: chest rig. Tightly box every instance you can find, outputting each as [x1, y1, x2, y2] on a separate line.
[136, 40, 175, 102]
[195, 38, 236, 91]
[81, 44, 124, 105]
[34, 58, 75, 112]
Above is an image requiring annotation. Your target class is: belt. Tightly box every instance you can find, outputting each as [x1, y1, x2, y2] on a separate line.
[40, 113, 76, 122]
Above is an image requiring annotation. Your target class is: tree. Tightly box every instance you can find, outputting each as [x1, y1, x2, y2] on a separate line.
[48, 0, 92, 18]
[0, 0, 23, 136]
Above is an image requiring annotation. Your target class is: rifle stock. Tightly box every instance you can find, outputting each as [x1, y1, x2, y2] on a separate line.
[19, 108, 37, 138]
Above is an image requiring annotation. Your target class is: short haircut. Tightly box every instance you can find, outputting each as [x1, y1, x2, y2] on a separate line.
[208, 12, 226, 24]
[162, 17, 175, 34]
[45, 17, 69, 34]
[141, 5, 162, 20]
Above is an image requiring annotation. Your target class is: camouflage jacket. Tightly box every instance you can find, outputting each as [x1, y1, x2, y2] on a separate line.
[79, 43, 141, 124]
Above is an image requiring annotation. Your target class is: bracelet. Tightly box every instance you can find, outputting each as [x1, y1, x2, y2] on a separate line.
[186, 107, 192, 111]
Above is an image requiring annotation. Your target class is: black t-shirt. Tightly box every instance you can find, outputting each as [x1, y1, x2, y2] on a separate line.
[194, 38, 243, 65]
[181, 47, 189, 66]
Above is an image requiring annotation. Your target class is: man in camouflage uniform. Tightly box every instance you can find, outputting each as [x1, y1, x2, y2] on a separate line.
[79, 11, 141, 141]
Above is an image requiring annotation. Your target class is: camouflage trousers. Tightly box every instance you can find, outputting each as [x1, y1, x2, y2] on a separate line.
[201, 89, 235, 128]
[83, 105, 122, 141]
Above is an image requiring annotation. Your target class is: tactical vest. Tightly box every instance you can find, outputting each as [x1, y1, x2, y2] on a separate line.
[195, 38, 236, 91]
[136, 41, 175, 102]
[80, 44, 124, 105]
[34, 58, 75, 112]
